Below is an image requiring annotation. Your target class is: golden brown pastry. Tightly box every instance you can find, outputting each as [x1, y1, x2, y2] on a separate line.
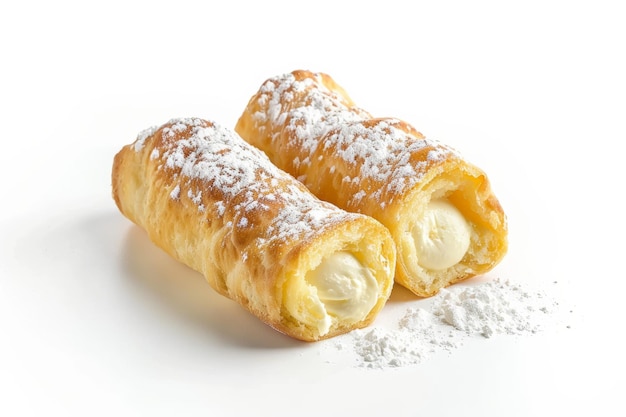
[235, 70, 508, 297]
[112, 117, 396, 341]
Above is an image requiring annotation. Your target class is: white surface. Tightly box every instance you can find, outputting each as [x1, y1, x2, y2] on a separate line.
[1, 1, 624, 415]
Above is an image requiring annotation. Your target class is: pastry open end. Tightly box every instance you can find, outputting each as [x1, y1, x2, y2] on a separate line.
[112, 117, 396, 341]
[235, 70, 508, 297]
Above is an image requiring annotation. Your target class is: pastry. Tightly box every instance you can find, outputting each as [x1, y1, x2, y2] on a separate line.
[112, 117, 396, 341]
[235, 70, 508, 297]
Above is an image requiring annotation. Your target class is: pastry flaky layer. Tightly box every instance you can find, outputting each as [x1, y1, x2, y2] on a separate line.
[235, 70, 508, 297]
[112, 117, 396, 341]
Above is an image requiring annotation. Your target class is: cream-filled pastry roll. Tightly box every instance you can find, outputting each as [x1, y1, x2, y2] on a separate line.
[112, 117, 396, 341]
[235, 70, 508, 297]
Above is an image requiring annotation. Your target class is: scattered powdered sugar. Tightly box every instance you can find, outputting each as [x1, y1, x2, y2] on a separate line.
[350, 327, 428, 368]
[432, 278, 551, 338]
[328, 278, 568, 370]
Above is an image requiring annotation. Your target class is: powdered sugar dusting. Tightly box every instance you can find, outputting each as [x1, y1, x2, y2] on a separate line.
[133, 125, 158, 152]
[253, 73, 368, 176]
[160, 118, 259, 199]
[251, 72, 458, 197]
[133, 117, 359, 247]
[328, 119, 455, 200]
[259, 183, 353, 248]
[328, 278, 568, 370]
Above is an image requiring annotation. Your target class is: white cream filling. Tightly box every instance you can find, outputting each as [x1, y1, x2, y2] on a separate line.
[285, 251, 378, 336]
[412, 199, 471, 271]
[305, 251, 379, 322]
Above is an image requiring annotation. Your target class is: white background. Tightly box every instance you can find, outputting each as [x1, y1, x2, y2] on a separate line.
[1, 1, 624, 415]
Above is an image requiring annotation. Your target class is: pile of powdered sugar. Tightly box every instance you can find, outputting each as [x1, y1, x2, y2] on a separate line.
[327, 278, 568, 370]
